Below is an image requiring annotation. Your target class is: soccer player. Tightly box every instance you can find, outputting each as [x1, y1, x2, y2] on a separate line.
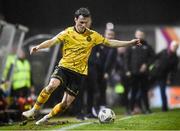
[22, 7, 141, 125]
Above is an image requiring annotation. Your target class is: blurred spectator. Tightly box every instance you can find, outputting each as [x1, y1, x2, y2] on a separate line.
[91, 28, 117, 115]
[113, 47, 131, 114]
[2, 48, 16, 83]
[149, 41, 179, 111]
[125, 29, 155, 114]
[3, 48, 34, 112]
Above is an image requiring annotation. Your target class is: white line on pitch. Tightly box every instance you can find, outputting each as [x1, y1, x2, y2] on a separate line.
[57, 122, 93, 131]
[57, 115, 138, 130]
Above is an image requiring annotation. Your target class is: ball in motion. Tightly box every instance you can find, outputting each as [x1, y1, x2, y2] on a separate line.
[98, 108, 116, 123]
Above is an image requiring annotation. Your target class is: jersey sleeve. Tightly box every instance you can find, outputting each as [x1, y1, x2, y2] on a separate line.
[52, 30, 67, 44]
[94, 31, 110, 46]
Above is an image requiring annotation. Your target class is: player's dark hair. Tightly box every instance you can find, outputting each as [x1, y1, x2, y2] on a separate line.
[74, 7, 91, 18]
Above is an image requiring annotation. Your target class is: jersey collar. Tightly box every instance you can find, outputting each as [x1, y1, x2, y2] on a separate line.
[74, 26, 86, 34]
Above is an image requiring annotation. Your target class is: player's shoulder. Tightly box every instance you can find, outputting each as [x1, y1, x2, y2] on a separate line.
[57, 26, 73, 36]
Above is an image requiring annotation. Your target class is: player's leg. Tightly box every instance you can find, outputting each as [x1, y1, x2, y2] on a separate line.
[22, 78, 61, 118]
[36, 91, 75, 124]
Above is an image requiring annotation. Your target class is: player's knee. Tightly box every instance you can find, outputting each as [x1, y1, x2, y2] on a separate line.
[45, 81, 58, 93]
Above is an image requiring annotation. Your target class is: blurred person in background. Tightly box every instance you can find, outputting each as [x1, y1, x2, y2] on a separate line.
[2, 47, 16, 86]
[125, 29, 154, 114]
[85, 27, 117, 118]
[2, 48, 34, 112]
[113, 46, 131, 115]
[22, 7, 141, 125]
[149, 41, 179, 112]
[11, 49, 33, 98]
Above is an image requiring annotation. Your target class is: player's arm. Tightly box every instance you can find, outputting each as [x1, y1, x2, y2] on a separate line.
[107, 39, 141, 47]
[30, 37, 60, 55]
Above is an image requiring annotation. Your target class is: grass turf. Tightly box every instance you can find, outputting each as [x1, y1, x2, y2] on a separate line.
[0, 108, 180, 130]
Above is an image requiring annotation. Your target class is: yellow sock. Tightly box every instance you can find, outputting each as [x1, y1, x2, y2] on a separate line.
[34, 88, 50, 110]
[48, 103, 66, 118]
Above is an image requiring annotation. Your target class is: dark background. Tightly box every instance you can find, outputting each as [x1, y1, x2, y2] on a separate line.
[0, 0, 180, 30]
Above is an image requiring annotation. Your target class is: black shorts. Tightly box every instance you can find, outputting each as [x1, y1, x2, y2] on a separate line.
[51, 66, 85, 96]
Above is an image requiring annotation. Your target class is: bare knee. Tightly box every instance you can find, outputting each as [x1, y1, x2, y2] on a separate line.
[45, 78, 61, 93]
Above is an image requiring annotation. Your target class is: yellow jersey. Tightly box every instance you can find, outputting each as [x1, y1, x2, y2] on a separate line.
[55, 27, 110, 75]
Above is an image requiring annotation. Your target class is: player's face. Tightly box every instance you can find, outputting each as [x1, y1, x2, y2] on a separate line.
[75, 15, 91, 33]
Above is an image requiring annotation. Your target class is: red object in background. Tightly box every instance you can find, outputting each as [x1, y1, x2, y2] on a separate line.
[17, 97, 26, 111]
[169, 87, 180, 108]
[17, 97, 34, 111]
[0, 98, 7, 110]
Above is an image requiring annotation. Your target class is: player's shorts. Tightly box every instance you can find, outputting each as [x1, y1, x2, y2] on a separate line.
[51, 66, 85, 96]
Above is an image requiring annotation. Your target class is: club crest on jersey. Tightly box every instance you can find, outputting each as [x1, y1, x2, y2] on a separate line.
[86, 36, 92, 42]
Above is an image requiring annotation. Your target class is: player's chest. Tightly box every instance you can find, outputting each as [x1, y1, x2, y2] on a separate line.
[65, 34, 93, 47]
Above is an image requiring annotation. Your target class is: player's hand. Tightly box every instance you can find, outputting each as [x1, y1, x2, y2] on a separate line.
[30, 46, 39, 55]
[131, 39, 141, 46]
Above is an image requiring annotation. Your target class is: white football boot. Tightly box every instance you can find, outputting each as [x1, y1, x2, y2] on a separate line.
[35, 115, 49, 125]
[22, 108, 36, 119]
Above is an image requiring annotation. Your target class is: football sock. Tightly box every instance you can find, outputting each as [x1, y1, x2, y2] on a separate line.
[34, 88, 51, 110]
[48, 103, 66, 118]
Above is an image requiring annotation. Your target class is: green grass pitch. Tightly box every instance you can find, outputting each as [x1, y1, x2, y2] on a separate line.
[0, 108, 180, 130]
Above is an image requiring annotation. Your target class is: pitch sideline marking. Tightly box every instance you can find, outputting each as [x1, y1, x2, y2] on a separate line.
[116, 115, 139, 121]
[57, 121, 93, 131]
[57, 115, 138, 130]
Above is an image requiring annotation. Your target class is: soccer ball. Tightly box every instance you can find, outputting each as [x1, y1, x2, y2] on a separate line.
[98, 108, 116, 123]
